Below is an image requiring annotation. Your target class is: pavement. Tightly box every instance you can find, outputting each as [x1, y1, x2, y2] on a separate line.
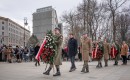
[0, 60, 130, 80]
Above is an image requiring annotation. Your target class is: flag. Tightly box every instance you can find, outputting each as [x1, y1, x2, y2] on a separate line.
[35, 37, 47, 61]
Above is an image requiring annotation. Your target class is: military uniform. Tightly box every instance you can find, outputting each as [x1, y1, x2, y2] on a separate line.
[81, 37, 92, 73]
[53, 33, 63, 65]
[114, 43, 120, 65]
[121, 43, 128, 65]
[103, 42, 110, 67]
[43, 32, 63, 76]
[96, 41, 104, 68]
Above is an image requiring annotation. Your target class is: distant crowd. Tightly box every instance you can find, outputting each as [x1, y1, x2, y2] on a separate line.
[0, 45, 39, 63]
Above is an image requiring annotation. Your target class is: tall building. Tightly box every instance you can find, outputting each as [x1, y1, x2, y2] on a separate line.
[33, 6, 58, 43]
[0, 16, 30, 47]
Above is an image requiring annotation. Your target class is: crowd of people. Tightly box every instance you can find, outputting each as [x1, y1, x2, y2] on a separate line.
[39, 28, 130, 77]
[0, 44, 40, 63]
[62, 32, 130, 74]
[0, 28, 130, 77]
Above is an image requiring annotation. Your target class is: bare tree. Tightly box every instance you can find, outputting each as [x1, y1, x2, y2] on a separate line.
[116, 13, 130, 42]
[77, 0, 100, 39]
[61, 11, 76, 33]
[61, 0, 130, 44]
[104, 0, 128, 42]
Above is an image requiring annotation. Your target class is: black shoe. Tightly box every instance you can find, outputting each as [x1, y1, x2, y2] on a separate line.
[85, 70, 89, 73]
[43, 71, 50, 75]
[43, 67, 52, 75]
[114, 62, 118, 66]
[85, 66, 89, 73]
[81, 67, 85, 72]
[69, 69, 73, 72]
[8, 60, 12, 63]
[113, 64, 118, 66]
[69, 68, 76, 72]
[53, 72, 61, 76]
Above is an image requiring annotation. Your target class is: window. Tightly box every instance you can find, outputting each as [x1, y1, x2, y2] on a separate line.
[11, 28, 12, 32]
[2, 26, 4, 30]
[11, 33, 12, 37]
[9, 38, 10, 42]
[2, 32, 4, 35]
[9, 33, 10, 36]
[9, 28, 10, 31]
[2, 38, 4, 41]
[2, 21, 4, 24]
[11, 38, 12, 42]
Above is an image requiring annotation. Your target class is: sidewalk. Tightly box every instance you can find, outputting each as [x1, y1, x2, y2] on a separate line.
[0, 60, 130, 80]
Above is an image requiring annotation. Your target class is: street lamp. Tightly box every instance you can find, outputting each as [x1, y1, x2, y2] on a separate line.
[24, 17, 28, 48]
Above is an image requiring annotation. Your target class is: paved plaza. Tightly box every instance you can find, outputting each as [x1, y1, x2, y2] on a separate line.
[0, 60, 130, 80]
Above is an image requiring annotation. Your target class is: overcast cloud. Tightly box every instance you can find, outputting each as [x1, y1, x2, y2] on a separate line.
[0, 0, 129, 33]
[0, 0, 83, 33]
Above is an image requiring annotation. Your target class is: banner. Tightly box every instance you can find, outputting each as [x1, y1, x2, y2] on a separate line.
[35, 37, 47, 61]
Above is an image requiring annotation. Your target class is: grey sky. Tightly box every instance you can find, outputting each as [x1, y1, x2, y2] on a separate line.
[0, 0, 82, 33]
[0, 0, 129, 34]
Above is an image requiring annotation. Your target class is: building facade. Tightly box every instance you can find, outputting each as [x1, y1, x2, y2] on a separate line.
[33, 6, 58, 43]
[0, 16, 30, 47]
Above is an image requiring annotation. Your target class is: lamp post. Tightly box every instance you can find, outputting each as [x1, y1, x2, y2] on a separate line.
[24, 17, 28, 48]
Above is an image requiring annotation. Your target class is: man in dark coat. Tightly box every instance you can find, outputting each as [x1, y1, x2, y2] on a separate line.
[68, 33, 78, 72]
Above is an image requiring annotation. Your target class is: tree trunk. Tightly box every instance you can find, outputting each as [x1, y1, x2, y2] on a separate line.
[112, 11, 116, 42]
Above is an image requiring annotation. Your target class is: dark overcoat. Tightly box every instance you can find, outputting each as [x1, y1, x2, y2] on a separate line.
[68, 38, 78, 58]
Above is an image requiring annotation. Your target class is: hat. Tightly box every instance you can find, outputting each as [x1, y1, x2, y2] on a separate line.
[55, 27, 60, 31]
[82, 32, 88, 35]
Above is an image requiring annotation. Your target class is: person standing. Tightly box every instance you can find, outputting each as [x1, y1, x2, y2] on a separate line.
[103, 38, 110, 67]
[29, 46, 34, 61]
[34, 44, 40, 66]
[1, 46, 6, 62]
[93, 38, 103, 68]
[113, 41, 120, 65]
[80, 33, 92, 73]
[23, 47, 29, 62]
[121, 41, 128, 65]
[15, 46, 21, 62]
[110, 43, 117, 59]
[43, 28, 63, 76]
[5, 46, 13, 63]
[68, 33, 78, 72]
